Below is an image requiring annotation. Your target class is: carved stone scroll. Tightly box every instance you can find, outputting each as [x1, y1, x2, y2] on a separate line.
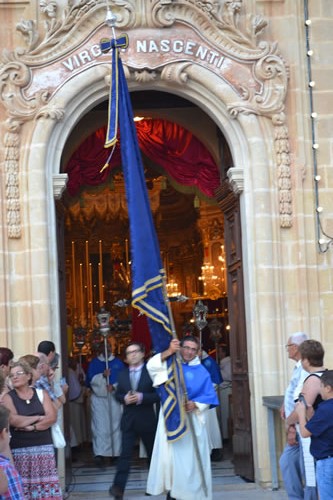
[0, 56, 63, 237]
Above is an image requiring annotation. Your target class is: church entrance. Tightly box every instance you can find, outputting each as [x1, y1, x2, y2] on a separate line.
[56, 89, 254, 483]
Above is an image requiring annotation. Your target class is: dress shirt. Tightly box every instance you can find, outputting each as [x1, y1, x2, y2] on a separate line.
[284, 360, 307, 417]
[129, 364, 144, 403]
[129, 364, 143, 391]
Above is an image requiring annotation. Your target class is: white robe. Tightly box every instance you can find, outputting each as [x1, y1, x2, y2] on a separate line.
[218, 382, 232, 439]
[90, 372, 122, 457]
[206, 405, 222, 450]
[146, 354, 213, 500]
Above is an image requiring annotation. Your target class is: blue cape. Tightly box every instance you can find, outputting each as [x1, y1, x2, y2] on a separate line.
[201, 355, 223, 385]
[86, 357, 125, 387]
[182, 363, 219, 407]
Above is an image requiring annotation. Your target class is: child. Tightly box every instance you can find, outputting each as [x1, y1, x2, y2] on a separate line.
[296, 369, 333, 500]
[0, 405, 24, 499]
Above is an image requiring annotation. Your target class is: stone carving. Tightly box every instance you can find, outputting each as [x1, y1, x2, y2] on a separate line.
[153, 0, 269, 55]
[15, 0, 135, 60]
[0, 56, 52, 238]
[53, 173, 68, 200]
[227, 167, 244, 195]
[36, 106, 65, 120]
[4, 119, 22, 238]
[160, 62, 191, 84]
[273, 112, 292, 228]
[40, 0, 58, 23]
[0, 54, 65, 237]
[0, 0, 292, 237]
[225, 45, 291, 226]
[16, 20, 39, 50]
[152, 1, 291, 226]
[227, 49, 288, 118]
[133, 70, 157, 83]
[0, 57, 49, 118]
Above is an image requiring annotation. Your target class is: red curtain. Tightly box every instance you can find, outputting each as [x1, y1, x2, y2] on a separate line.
[65, 119, 220, 197]
[131, 308, 152, 355]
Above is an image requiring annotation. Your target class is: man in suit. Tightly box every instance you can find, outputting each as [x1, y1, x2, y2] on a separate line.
[109, 342, 159, 500]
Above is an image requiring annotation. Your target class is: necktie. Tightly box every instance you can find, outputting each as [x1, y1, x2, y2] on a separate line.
[130, 369, 139, 390]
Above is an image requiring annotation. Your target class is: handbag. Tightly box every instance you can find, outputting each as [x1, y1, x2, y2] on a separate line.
[51, 422, 66, 449]
[36, 388, 66, 449]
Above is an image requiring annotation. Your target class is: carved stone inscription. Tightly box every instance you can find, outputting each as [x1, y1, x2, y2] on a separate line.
[26, 26, 259, 98]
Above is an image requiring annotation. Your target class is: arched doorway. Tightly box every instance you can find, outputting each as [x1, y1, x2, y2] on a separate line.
[56, 90, 254, 481]
[62, 93, 226, 350]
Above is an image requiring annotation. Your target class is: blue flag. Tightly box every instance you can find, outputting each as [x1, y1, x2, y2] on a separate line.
[102, 36, 187, 441]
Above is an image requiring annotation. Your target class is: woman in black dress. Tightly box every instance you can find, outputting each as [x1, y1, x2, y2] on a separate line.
[2, 361, 62, 499]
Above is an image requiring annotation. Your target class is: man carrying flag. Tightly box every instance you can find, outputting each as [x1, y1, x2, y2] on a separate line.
[146, 335, 218, 500]
[100, 13, 217, 500]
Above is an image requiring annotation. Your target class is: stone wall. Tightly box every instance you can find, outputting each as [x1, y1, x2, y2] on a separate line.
[1, 0, 333, 488]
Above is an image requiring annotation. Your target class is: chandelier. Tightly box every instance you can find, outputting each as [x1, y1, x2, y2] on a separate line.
[198, 244, 226, 300]
[166, 279, 180, 297]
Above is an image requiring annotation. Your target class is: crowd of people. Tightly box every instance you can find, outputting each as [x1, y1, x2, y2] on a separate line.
[0, 336, 227, 499]
[0, 341, 64, 499]
[279, 334, 333, 500]
[2, 331, 331, 499]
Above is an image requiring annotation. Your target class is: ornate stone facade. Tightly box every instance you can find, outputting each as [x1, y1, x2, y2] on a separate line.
[0, 0, 333, 489]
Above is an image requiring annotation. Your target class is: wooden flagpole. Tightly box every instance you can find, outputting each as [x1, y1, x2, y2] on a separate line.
[161, 276, 208, 497]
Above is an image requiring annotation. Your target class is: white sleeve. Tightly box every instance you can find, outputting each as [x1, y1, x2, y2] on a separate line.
[147, 354, 168, 387]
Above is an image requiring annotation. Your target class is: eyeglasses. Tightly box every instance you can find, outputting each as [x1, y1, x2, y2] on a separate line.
[285, 343, 296, 349]
[37, 362, 50, 369]
[9, 371, 26, 378]
[126, 349, 142, 355]
[182, 346, 198, 353]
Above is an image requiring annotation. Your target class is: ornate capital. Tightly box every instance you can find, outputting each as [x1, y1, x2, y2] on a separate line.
[227, 167, 244, 195]
[53, 173, 68, 200]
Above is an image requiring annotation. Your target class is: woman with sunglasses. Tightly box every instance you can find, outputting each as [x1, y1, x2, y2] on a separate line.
[2, 361, 62, 499]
